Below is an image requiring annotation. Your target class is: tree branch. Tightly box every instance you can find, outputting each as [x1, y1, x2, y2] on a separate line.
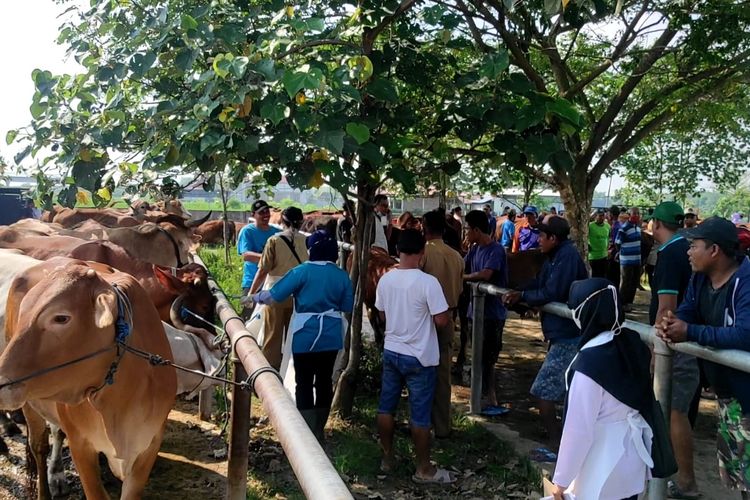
[363, 0, 420, 53]
[578, 24, 679, 172]
[465, 0, 549, 93]
[452, 0, 493, 53]
[276, 39, 359, 59]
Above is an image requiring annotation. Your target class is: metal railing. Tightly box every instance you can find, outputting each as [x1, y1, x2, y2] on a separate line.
[469, 281, 750, 500]
[192, 253, 353, 500]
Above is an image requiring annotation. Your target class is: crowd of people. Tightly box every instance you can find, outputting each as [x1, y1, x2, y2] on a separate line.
[236, 196, 750, 498]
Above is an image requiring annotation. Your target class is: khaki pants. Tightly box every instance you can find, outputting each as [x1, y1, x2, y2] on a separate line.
[262, 302, 293, 371]
[432, 317, 454, 437]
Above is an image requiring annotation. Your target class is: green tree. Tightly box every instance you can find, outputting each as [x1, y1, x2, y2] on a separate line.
[449, 0, 750, 248]
[615, 96, 750, 205]
[715, 188, 750, 219]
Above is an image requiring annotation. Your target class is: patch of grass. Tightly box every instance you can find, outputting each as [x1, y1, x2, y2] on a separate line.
[199, 247, 245, 310]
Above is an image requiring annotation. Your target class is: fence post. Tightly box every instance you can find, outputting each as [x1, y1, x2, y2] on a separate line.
[226, 360, 251, 500]
[198, 388, 213, 421]
[470, 283, 485, 415]
[338, 244, 347, 270]
[647, 337, 673, 500]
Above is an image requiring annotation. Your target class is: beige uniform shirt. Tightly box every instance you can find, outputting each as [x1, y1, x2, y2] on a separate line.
[259, 232, 309, 277]
[420, 239, 464, 309]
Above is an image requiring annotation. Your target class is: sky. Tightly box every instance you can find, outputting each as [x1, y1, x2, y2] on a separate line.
[0, 1, 624, 193]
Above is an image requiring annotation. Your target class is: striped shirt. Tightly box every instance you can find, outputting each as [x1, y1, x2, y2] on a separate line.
[615, 222, 642, 266]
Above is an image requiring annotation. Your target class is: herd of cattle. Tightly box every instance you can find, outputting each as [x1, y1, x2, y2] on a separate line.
[0, 201, 546, 498]
[0, 200, 234, 499]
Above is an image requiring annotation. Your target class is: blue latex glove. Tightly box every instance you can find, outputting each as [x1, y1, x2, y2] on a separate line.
[252, 290, 274, 305]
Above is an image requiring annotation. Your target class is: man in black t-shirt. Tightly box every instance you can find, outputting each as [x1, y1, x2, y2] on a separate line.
[649, 201, 699, 498]
[658, 217, 750, 496]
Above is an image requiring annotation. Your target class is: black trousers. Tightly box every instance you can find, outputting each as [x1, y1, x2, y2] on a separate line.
[620, 265, 640, 305]
[482, 319, 506, 394]
[293, 350, 338, 410]
[589, 258, 608, 278]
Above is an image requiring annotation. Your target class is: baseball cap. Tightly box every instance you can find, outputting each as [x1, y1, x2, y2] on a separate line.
[647, 201, 684, 225]
[523, 205, 539, 216]
[683, 216, 739, 252]
[251, 200, 270, 213]
[685, 208, 697, 218]
[537, 215, 570, 239]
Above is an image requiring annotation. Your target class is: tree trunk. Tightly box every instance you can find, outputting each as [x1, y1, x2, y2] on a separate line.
[331, 181, 375, 418]
[522, 171, 537, 208]
[219, 174, 230, 265]
[558, 177, 594, 258]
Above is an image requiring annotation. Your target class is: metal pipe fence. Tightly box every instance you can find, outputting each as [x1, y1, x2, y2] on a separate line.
[192, 253, 353, 500]
[470, 281, 750, 500]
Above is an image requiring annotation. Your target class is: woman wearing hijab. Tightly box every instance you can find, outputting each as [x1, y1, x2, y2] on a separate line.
[551, 278, 674, 500]
[252, 230, 354, 442]
[248, 207, 308, 370]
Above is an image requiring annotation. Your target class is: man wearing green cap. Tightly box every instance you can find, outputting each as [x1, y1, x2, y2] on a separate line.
[650, 201, 700, 499]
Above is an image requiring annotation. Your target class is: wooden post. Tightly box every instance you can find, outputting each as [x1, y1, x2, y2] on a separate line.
[198, 388, 213, 421]
[226, 361, 251, 500]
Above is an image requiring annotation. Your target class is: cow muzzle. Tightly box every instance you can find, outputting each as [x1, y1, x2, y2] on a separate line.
[0, 379, 27, 410]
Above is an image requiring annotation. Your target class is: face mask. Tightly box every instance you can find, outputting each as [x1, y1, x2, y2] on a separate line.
[571, 284, 621, 334]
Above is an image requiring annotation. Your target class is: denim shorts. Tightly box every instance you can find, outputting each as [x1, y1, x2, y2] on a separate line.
[377, 349, 437, 428]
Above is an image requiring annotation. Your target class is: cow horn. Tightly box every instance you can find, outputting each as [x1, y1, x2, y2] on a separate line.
[170, 294, 188, 330]
[193, 277, 202, 286]
[186, 211, 212, 228]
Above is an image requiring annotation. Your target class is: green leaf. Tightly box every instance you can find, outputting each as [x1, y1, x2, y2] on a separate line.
[30, 100, 47, 120]
[544, 0, 560, 16]
[181, 14, 198, 31]
[230, 57, 249, 79]
[237, 135, 260, 154]
[130, 52, 157, 77]
[303, 17, 325, 32]
[546, 98, 583, 127]
[367, 77, 398, 103]
[200, 129, 225, 151]
[260, 101, 288, 125]
[347, 56, 373, 82]
[213, 53, 234, 79]
[480, 51, 510, 80]
[264, 168, 282, 186]
[175, 48, 197, 72]
[346, 122, 370, 145]
[281, 68, 323, 99]
[313, 129, 345, 155]
[515, 103, 546, 131]
[5, 129, 17, 145]
[252, 59, 277, 80]
[215, 23, 246, 45]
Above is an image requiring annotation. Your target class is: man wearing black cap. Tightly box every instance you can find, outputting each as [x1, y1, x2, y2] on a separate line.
[504, 216, 588, 444]
[237, 200, 280, 319]
[649, 201, 700, 499]
[658, 216, 750, 496]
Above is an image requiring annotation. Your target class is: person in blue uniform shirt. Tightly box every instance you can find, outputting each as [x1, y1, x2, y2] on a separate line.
[251, 231, 354, 442]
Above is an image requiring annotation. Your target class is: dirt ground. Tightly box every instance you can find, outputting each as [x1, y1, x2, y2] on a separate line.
[0, 288, 733, 499]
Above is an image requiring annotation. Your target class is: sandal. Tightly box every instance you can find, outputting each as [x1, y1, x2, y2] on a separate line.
[481, 405, 510, 417]
[667, 480, 702, 499]
[529, 447, 557, 462]
[412, 467, 457, 485]
[380, 455, 397, 473]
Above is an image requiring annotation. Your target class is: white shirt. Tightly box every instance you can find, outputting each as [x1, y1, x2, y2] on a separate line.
[554, 332, 652, 500]
[375, 268, 448, 366]
[372, 212, 389, 250]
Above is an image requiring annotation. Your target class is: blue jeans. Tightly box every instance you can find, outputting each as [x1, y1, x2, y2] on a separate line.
[377, 350, 437, 428]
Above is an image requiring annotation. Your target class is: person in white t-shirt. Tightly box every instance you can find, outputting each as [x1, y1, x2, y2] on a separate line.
[375, 229, 456, 485]
[372, 194, 392, 252]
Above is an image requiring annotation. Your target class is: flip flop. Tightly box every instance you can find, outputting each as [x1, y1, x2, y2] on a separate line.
[529, 447, 557, 462]
[380, 455, 396, 474]
[667, 480, 702, 499]
[481, 405, 510, 417]
[412, 467, 457, 485]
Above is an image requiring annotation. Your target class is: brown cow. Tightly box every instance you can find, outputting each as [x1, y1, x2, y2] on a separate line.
[51, 206, 145, 228]
[194, 218, 237, 246]
[0, 260, 176, 499]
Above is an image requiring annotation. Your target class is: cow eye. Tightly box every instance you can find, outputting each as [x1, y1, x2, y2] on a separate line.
[52, 315, 70, 325]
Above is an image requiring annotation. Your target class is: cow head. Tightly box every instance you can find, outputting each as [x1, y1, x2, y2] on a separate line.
[157, 199, 192, 219]
[129, 200, 152, 221]
[0, 261, 121, 409]
[153, 264, 216, 334]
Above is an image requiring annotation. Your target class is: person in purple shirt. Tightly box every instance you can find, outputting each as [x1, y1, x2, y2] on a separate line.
[463, 209, 508, 411]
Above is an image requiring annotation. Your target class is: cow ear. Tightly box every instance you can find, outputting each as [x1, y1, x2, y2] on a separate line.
[94, 290, 117, 328]
[153, 265, 188, 294]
